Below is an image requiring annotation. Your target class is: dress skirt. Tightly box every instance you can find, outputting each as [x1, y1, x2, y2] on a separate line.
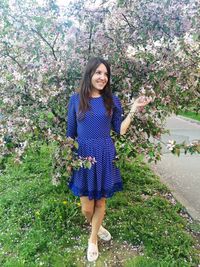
[68, 136, 123, 200]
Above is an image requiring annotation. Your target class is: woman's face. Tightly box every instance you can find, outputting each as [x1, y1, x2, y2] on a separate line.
[91, 63, 108, 93]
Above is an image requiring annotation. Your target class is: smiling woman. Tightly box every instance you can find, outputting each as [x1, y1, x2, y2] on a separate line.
[66, 57, 151, 262]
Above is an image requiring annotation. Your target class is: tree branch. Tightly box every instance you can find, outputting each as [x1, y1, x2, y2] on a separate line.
[88, 23, 93, 56]
[5, 52, 23, 69]
[121, 13, 136, 30]
[52, 32, 60, 48]
[31, 28, 58, 61]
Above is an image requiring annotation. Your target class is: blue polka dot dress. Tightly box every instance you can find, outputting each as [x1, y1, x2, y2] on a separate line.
[66, 93, 123, 200]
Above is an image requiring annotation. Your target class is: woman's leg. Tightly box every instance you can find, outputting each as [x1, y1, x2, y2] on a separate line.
[81, 197, 106, 261]
[89, 198, 106, 244]
[80, 196, 95, 223]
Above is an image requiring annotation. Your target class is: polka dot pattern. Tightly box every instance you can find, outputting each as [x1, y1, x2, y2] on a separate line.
[66, 93, 123, 200]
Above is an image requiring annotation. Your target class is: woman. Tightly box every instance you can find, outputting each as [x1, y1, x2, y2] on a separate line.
[67, 57, 150, 262]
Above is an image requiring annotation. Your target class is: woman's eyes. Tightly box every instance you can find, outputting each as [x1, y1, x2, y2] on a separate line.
[96, 71, 108, 76]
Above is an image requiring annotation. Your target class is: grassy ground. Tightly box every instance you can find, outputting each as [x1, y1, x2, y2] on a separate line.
[0, 143, 199, 267]
[178, 111, 200, 122]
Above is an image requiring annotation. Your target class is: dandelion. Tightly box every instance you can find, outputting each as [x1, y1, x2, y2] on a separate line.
[63, 200, 67, 205]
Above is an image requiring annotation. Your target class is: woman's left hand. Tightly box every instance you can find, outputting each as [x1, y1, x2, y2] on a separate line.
[134, 96, 152, 107]
[130, 96, 152, 113]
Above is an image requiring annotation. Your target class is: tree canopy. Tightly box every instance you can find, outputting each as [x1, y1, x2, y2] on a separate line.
[0, 0, 199, 180]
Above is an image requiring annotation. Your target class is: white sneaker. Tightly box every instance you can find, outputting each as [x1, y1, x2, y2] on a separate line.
[97, 225, 112, 241]
[87, 241, 99, 262]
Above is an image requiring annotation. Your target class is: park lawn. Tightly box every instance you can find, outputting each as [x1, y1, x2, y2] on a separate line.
[0, 143, 199, 267]
[178, 111, 200, 122]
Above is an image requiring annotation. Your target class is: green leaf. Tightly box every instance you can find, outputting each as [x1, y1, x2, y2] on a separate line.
[149, 151, 155, 158]
[85, 161, 92, 169]
[47, 112, 54, 120]
[175, 147, 180, 156]
[74, 141, 79, 149]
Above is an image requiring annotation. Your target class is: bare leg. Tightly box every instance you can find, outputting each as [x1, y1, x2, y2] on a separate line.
[81, 197, 106, 261]
[80, 196, 95, 223]
[89, 198, 106, 244]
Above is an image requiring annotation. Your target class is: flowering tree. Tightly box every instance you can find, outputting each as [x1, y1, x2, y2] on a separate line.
[0, 0, 199, 182]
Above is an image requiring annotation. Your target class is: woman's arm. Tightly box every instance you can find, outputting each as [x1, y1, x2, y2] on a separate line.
[120, 96, 151, 135]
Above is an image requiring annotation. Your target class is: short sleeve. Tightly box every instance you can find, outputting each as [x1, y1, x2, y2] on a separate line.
[111, 95, 123, 134]
[66, 94, 77, 139]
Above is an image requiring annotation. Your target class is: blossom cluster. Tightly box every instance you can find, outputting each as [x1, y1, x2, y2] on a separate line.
[166, 140, 176, 152]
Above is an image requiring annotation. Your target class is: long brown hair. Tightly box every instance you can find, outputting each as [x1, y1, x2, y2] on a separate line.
[78, 57, 114, 119]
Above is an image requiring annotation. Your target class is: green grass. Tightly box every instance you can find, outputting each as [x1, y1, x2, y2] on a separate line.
[0, 143, 199, 266]
[125, 255, 182, 267]
[178, 110, 200, 122]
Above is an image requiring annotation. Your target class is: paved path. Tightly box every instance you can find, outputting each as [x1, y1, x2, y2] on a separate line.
[151, 115, 200, 221]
